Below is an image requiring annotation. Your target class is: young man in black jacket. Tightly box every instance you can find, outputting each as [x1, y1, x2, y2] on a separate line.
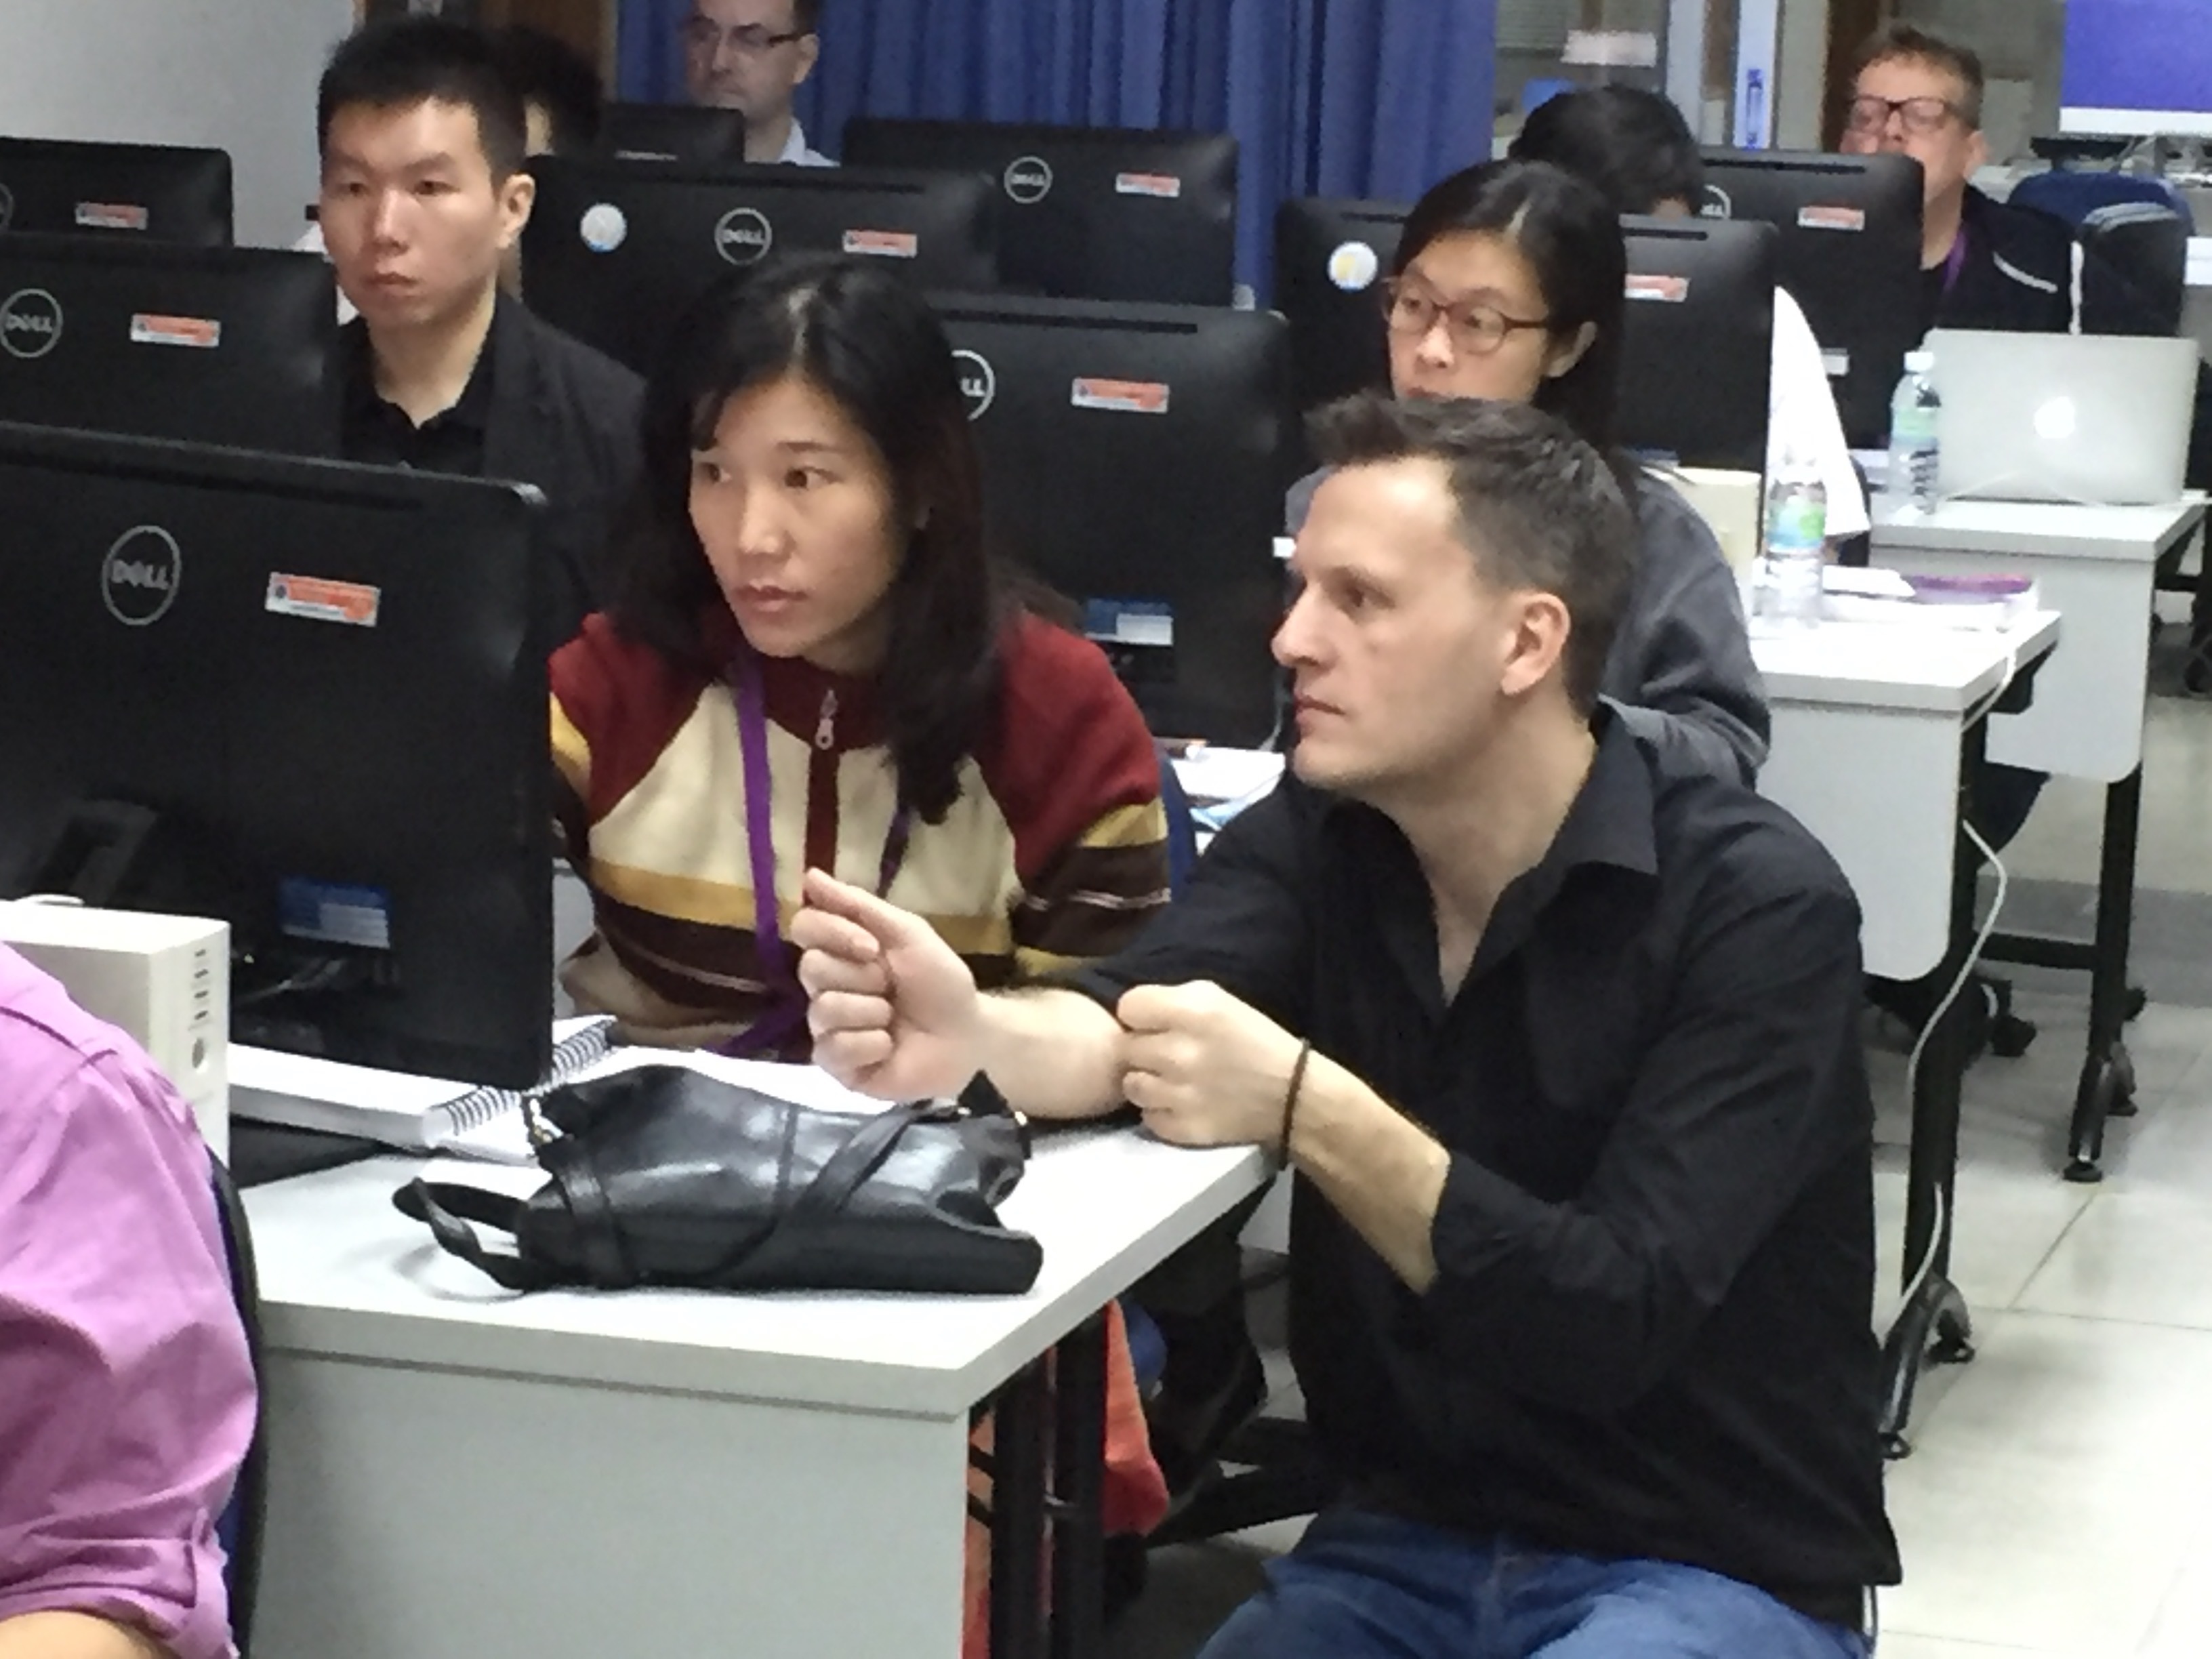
[317, 18, 642, 649]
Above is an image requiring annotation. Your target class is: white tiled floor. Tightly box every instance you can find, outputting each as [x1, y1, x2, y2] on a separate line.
[1109, 634, 2212, 1658]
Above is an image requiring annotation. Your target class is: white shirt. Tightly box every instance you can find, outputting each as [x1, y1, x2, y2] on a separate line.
[778, 119, 836, 168]
[1769, 286, 1868, 539]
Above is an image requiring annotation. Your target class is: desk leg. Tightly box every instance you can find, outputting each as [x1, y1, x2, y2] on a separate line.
[2065, 767, 2145, 1182]
[1879, 732, 1982, 1460]
[991, 1311, 1111, 1659]
[1050, 1313, 1109, 1659]
[991, 1358, 1052, 1659]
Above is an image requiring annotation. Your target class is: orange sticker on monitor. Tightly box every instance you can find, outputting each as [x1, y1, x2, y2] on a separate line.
[1114, 172, 1183, 199]
[130, 314, 221, 350]
[266, 573, 381, 628]
[842, 228, 920, 259]
[75, 201, 150, 231]
[1624, 274, 1689, 303]
[1071, 377, 1171, 415]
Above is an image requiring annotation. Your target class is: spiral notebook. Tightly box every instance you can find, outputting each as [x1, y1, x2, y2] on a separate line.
[228, 1016, 617, 1164]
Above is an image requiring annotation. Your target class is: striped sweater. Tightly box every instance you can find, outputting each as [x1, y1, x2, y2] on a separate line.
[551, 607, 1171, 1047]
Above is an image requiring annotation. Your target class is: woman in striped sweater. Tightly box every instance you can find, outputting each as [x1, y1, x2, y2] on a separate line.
[548, 253, 1172, 1649]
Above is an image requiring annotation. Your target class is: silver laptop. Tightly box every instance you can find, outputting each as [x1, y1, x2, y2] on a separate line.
[1928, 329, 2199, 506]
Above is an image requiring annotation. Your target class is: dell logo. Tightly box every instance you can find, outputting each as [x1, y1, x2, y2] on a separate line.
[0, 287, 63, 361]
[951, 348, 996, 421]
[714, 206, 774, 265]
[1700, 184, 1734, 220]
[1003, 156, 1054, 206]
[100, 525, 184, 628]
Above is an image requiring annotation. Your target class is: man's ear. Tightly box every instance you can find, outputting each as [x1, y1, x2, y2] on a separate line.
[1542, 321, 1599, 382]
[794, 33, 821, 90]
[495, 167, 537, 253]
[1498, 589, 1573, 702]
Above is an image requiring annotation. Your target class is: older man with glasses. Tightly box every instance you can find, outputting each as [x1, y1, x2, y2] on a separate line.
[681, 0, 830, 164]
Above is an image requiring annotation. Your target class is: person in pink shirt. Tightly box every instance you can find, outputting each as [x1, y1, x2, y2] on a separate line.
[0, 944, 256, 1659]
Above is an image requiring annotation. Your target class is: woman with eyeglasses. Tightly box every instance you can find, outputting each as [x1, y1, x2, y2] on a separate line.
[1289, 158, 1767, 785]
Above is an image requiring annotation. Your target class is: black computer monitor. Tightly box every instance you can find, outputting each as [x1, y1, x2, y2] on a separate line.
[1273, 196, 1409, 417]
[929, 293, 1292, 744]
[0, 234, 339, 454]
[1698, 149, 1923, 447]
[845, 119, 1237, 306]
[0, 422, 552, 1086]
[598, 102, 750, 165]
[520, 155, 1001, 373]
[1617, 214, 1777, 473]
[0, 136, 232, 246]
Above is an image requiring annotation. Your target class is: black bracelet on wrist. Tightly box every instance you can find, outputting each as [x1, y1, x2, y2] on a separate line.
[1280, 1038, 1313, 1164]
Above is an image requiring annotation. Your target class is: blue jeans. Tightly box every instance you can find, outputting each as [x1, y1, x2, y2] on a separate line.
[1197, 1509, 1870, 1659]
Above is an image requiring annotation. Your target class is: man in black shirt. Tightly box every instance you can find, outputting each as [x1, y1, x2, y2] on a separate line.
[318, 18, 642, 647]
[793, 394, 1898, 1656]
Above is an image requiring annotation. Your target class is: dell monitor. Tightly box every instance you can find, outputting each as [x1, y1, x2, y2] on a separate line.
[1274, 196, 1409, 417]
[0, 422, 552, 1086]
[1616, 214, 1777, 474]
[845, 119, 1237, 306]
[520, 154, 1000, 373]
[0, 234, 339, 454]
[598, 102, 751, 164]
[0, 136, 232, 246]
[929, 293, 1292, 744]
[1698, 149, 1922, 447]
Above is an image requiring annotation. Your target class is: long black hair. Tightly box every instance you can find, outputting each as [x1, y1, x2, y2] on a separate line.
[607, 253, 1003, 823]
[1392, 159, 1628, 457]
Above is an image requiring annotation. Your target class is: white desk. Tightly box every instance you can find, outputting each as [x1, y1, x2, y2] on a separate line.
[1870, 497, 2205, 782]
[1752, 611, 2064, 981]
[245, 1126, 1269, 1659]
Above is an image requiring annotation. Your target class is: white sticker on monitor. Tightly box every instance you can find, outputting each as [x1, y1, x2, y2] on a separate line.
[1799, 205, 1866, 232]
[266, 573, 382, 628]
[1822, 348, 1851, 379]
[278, 878, 392, 951]
[1071, 377, 1170, 415]
[130, 313, 221, 350]
[1115, 171, 1183, 200]
[1084, 599, 1174, 648]
[1624, 274, 1689, 303]
[1328, 241, 1380, 291]
[580, 203, 628, 253]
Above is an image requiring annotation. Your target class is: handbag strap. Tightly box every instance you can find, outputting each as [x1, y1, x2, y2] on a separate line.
[729, 1101, 930, 1279]
[392, 1180, 556, 1292]
[540, 1133, 642, 1288]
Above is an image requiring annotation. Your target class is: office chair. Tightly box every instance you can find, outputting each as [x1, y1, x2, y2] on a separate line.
[209, 1155, 268, 1657]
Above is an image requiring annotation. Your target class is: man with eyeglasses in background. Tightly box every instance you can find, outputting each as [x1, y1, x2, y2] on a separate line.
[1840, 23, 2148, 342]
[681, 0, 830, 165]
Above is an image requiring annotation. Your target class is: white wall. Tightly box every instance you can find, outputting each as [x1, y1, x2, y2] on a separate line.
[0, 0, 358, 248]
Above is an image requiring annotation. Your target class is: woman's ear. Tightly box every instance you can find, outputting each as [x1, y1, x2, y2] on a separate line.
[1542, 321, 1599, 382]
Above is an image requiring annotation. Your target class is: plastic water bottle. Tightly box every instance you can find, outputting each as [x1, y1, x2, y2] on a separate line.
[1763, 439, 1828, 629]
[1889, 349, 1942, 514]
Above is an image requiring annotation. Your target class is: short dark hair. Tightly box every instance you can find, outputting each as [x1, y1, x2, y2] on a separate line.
[1307, 393, 1637, 715]
[318, 18, 529, 180]
[491, 24, 604, 156]
[1510, 85, 1704, 218]
[1853, 22, 1986, 129]
[609, 253, 1003, 823]
[794, 0, 822, 31]
[1393, 160, 1628, 457]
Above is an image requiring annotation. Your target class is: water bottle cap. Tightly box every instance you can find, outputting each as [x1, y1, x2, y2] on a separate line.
[1904, 350, 1935, 373]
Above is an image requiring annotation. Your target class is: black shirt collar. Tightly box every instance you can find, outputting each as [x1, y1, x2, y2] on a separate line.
[341, 305, 499, 436]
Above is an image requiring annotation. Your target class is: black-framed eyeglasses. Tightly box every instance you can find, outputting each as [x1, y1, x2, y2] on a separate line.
[1379, 278, 1551, 357]
[681, 18, 809, 58]
[1843, 94, 1963, 137]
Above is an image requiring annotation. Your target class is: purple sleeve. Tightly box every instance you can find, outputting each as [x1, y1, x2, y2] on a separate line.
[0, 1044, 256, 1659]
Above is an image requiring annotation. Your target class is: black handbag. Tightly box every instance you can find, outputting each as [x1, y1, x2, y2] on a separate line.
[392, 1065, 1042, 1295]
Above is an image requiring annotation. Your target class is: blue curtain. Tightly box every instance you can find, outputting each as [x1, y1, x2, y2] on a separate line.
[616, 0, 1496, 296]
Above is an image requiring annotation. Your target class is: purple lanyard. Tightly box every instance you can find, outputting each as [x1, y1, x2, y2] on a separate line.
[720, 650, 911, 1058]
[1940, 225, 1971, 298]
